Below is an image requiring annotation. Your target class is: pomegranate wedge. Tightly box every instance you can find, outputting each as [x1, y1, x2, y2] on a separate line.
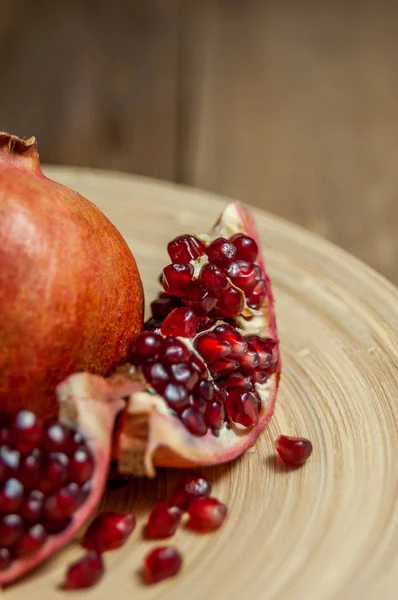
[112, 202, 281, 476]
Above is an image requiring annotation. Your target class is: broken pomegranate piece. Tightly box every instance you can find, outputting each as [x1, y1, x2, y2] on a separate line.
[113, 202, 281, 477]
[0, 373, 138, 587]
[142, 546, 182, 584]
[83, 512, 136, 552]
[275, 435, 313, 466]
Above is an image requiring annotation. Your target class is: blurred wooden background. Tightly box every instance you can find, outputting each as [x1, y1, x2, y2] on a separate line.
[1, 0, 397, 284]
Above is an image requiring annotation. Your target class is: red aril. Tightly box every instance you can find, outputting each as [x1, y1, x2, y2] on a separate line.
[83, 512, 136, 552]
[63, 551, 104, 589]
[161, 307, 197, 338]
[143, 546, 182, 584]
[0, 132, 143, 419]
[146, 502, 182, 539]
[168, 235, 205, 263]
[186, 497, 227, 532]
[230, 233, 258, 262]
[162, 264, 194, 296]
[169, 473, 212, 509]
[275, 435, 313, 466]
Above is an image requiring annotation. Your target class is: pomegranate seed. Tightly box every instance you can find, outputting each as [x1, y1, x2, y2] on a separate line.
[0, 547, 11, 571]
[13, 524, 47, 558]
[209, 359, 238, 379]
[198, 263, 229, 296]
[44, 482, 81, 520]
[213, 382, 227, 404]
[0, 514, 23, 546]
[194, 380, 214, 401]
[217, 286, 245, 317]
[187, 497, 227, 532]
[164, 384, 189, 411]
[0, 447, 20, 483]
[246, 279, 268, 309]
[10, 410, 43, 454]
[168, 235, 205, 263]
[230, 233, 258, 262]
[170, 473, 212, 509]
[69, 447, 94, 485]
[181, 408, 207, 436]
[222, 371, 253, 390]
[151, 294, 181, 319]
[226, 261, 262, 294]
[207, 237, 236, 267]
[169, 363, 198, 391]
[21, 490, 44, 523]
[195, 332, 232, 362]
[252, 369, 268, 384]
[143, 362, 170, 394]
[146, 502, 182, 539]
[129, 332, 163, 364]
[162, 263, 194, 296]
[205, 402, 226, 430]
[226, 389, 260, 427]
[64, 551, 104, 589]
[246, 336, 273, 369]
[237, 343, 260, 370]
[16, 448, 41, 489]
[83, 512, 136, 552]
[214, 323, 248, 356]
[38, 452, 69, 494]
[275, 435, 313, 466]
[0, 478, 23, 513]
[143, 546, 182, 583]
[41, 421, 72, 454]
[189, 396, 207, 414]
[161, 338, 190, 364]
[0, 428, 10, 445]
[161, 307, 197, 338]
[183, 282, 217, 315]
[191, 355, 207, 376]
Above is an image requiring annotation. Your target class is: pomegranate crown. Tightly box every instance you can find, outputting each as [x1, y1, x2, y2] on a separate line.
[0, 132, 40, 172]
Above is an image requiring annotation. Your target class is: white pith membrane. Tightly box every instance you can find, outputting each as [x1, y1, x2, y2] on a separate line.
[112, 203, 280, 477]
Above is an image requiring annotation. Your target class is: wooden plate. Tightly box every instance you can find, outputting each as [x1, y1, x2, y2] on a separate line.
[8, 167, 398, 599]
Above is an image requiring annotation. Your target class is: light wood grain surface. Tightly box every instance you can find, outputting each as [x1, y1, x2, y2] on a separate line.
[6, 166, 397, 600]
[1, 1, 397, 284]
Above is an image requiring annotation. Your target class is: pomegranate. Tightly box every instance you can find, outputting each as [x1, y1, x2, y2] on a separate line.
[112, 202, 281, 475]
[0, 132, 144, 419]
[0, 372, 139, 586]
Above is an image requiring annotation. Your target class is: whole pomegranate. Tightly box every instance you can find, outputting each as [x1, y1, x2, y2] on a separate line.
[0, 132, 144, 419]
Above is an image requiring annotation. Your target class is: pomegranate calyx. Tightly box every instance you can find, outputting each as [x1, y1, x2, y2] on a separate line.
[0, 132, 40, 173]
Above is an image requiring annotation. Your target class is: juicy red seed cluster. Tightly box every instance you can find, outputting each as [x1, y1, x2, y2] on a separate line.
[0, 411, 94, 571]
[162, 233, 267, 323]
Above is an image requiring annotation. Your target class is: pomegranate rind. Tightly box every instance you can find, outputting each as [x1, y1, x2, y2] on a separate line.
[114, 202, 281, 476]
[0, 374, 139, 587]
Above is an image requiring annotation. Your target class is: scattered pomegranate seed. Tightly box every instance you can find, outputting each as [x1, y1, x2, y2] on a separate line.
[170, 473, 212, 509]
[162, 263, 194, 296]
[168, 235, 205, 263]
[161, 307, 197, 338]
[225, 389, 260, 427]
[63, 551, 104, 589]
[187, 497, 227, 532]
[217, 286, 245, 317]
[206, 237, 236, 267]
[10, 411, 43, 454]
[83, 512, 136, 552]
[275, 435, 313, 466]
[13, 524, 47, 558]
[198, 263, 229, 296]
[0, 547, 11, 571]
[194, 332, 232, 362]
[146, 502, 182, 539]
[181, 408, 207, 436]
[230, 233, 258, 262]
[143, 546, 182, 584]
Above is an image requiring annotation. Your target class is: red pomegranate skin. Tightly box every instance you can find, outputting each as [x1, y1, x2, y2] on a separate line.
[0, 133, 144, 419]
